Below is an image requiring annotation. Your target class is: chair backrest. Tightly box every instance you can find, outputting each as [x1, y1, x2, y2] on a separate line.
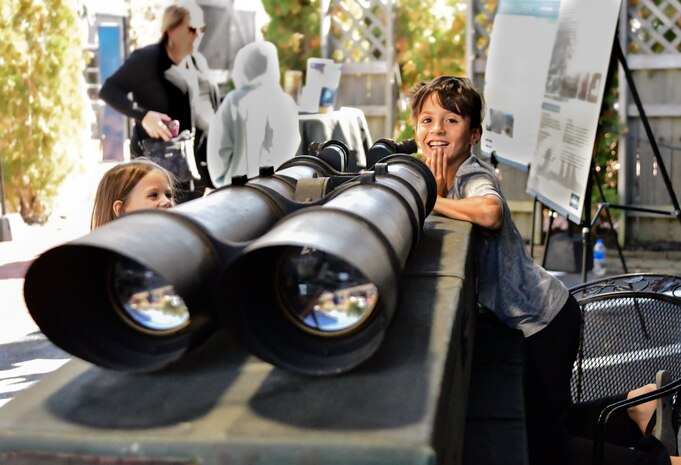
[569, 273, 681, 402]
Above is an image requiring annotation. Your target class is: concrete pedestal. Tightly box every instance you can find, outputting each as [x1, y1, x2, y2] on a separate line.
[0, 217, 476, 465]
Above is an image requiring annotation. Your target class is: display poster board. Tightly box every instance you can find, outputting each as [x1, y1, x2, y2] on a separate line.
[482, 0, 561, 169]
[482, 0, 622, 223]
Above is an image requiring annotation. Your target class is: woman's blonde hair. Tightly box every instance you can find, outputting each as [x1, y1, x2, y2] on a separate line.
[90, 158, 175, 230]
[160, 4, 189, 45]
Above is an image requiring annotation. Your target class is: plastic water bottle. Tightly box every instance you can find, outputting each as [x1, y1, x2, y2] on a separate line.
[593, 239, 607, 277]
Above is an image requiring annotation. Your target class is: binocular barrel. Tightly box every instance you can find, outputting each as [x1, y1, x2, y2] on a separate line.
[219, 155, 436, 375]
[23, 143, 435, 375]
[23, 185, 292, 371]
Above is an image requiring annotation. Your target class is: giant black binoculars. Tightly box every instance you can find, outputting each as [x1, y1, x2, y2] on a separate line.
[24, 140, 434, 376]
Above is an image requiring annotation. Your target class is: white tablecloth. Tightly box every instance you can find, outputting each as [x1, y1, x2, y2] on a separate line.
[297, 107, 372, 169]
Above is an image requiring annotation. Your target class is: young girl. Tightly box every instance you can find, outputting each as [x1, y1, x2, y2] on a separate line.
[91, 158, 175, 229]
[409, 75, 678, 465]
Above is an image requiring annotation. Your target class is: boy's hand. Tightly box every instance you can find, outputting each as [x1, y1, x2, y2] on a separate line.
[425, 149, 448, 197]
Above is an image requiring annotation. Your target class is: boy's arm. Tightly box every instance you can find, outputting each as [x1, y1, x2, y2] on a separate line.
[432, 194, 503, 231]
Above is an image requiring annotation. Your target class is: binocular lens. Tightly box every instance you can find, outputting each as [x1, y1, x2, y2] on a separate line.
[277, 246, 379, 336]
[112, 256, 190, 333]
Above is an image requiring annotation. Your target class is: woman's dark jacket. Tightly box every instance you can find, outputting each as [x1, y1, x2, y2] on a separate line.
[99, 43, 192, 157]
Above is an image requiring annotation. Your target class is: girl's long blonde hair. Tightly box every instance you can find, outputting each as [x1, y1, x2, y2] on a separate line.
[90, 158, 175, 230]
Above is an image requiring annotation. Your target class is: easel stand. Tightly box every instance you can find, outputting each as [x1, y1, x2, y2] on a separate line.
[536, 36, 681, 283]
[535, 160, 628, 283]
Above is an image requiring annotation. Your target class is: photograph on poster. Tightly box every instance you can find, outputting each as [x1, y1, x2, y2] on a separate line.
[577, 73, 590, 100]
[587, 73, 602, 103]
[486, 108, 515, 138]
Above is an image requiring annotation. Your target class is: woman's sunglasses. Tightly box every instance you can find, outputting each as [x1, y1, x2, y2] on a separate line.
[188, 25, 206, 34]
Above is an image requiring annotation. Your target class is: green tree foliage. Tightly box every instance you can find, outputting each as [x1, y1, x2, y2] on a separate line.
[0, 0, 91, 223]
[593, 67, 625, 206]
[395, 0, 467, 138]
[260, 0, 322, 77]
[126, 0, 167, 50]
[259, 0, 468, 139]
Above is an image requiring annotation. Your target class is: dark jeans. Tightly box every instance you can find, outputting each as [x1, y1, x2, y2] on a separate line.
[568, 396, 671, 465]
[524, 293, 582, 465]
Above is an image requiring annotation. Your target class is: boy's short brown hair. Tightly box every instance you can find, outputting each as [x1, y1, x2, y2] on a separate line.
[409, 76, 485, 131]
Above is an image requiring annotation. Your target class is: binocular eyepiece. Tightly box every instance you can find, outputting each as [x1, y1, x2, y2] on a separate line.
[366, 138, 418, 169]
[308, 138, 418, 172]
[307, 139, 350, 173]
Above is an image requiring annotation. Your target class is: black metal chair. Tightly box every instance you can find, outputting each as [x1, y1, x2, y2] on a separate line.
[569, 273, 681, 464]
[591, 375, 681, 463]
[570, 273, 681, 403]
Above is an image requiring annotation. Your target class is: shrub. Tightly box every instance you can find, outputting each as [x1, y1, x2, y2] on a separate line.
[0, 0, 92, 223]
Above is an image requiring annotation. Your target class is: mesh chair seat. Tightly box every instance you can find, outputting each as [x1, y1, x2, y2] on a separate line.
[570, 273, 681, 402]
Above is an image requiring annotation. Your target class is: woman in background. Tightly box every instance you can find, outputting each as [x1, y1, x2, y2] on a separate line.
[99, 0, 219, 201]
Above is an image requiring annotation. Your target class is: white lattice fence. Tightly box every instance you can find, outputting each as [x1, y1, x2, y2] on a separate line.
[322, 0, 395, 138]
[468, 0, 497, 72]
[623, 0, 681, 242]
[627, 0, 681, 54]
[324, 0, 391, 63]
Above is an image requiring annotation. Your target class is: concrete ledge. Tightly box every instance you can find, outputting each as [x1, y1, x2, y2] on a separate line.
[0, 217, 477, 465]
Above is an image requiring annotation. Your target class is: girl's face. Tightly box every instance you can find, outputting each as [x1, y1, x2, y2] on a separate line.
[114, 170, 174, 217]
[416, 93, 481, 166]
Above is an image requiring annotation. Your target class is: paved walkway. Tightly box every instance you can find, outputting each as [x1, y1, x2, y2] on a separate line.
[0, 160, 115, 408]
[0, 160, 114, 344]
[536, 245, 681, 289]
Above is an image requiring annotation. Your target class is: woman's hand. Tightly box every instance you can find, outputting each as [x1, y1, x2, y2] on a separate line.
[425, 148, 449, 197]
[141, 111, 172, 141]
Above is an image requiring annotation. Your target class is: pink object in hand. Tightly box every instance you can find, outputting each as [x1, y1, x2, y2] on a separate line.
[166, 120, 180, 137]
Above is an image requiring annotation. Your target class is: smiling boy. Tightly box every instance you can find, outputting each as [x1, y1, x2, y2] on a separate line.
[410, 75, 580, 465]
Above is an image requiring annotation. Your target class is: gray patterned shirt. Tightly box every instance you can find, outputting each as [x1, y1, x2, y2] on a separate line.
[447, 155, 568, 337]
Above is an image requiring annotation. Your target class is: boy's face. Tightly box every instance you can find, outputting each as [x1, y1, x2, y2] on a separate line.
[416, 93, 481, 166]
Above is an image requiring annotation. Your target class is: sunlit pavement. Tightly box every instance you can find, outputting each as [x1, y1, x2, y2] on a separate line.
[0, 335, 71, 408]
[0, 160, 114, 408]
[0, 223, 79, 408]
